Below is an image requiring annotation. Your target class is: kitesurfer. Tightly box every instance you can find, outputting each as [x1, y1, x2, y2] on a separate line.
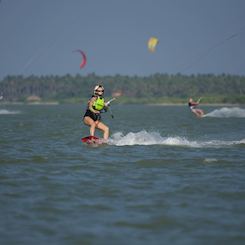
[83, 84, 110, 140]
[188, 97, 205, 118]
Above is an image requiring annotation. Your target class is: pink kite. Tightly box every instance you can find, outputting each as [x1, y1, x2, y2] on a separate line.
[74, 49, 87, 69]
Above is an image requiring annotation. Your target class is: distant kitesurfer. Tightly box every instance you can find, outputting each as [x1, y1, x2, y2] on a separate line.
[188, 97, 205, 118]
[83, 84, 110, 141]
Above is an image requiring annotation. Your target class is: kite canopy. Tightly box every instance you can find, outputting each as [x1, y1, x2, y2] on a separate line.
[74, 49, 87, 69]
[148, 37, 159, 52]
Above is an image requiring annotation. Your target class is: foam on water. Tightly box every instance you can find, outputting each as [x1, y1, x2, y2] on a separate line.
[203, 158, 218, 163]
[204, 107, 245, 118]
[0, 109, 20, 115]
[109, 130, 245, 148]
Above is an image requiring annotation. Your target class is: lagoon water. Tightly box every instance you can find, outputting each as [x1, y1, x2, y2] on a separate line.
[0, 104, 245, 245]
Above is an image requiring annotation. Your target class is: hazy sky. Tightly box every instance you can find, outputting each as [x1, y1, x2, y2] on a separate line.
[0, 0, 245, 78]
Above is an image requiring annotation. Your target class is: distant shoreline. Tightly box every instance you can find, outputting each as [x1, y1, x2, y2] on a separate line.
[1, 101, 244, 106]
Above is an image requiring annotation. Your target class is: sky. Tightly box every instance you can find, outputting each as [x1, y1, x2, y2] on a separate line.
[0, 0, 245, 79]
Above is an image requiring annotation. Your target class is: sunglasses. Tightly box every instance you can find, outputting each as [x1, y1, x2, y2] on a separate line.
[96, 89, 104, 92]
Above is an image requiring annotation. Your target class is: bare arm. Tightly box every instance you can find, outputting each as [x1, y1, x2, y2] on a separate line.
[88, 97, 100, 113]
[197, 97, 202, 103]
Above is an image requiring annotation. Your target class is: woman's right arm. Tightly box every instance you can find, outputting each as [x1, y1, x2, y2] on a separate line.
[88, 97, 100, 114]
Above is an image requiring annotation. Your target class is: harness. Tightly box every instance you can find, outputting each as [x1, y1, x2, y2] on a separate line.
[188, 102, 196, 110]
[92, 96, 105, 111]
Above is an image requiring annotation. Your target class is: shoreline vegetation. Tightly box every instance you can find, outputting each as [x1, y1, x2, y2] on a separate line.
[0, 101, 244, 106]
[0, 73, 245, 104]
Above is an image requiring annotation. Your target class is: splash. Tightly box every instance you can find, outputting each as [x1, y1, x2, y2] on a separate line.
[204, 107, 245, 118]
[108, 130, 245, 148]
[203, 158, 218, 163]
[0, 109, 20, 115]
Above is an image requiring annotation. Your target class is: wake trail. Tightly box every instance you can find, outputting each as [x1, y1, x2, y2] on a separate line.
[0, 109, 21, 115]
[108, 130, 245, 147]
[203, 107, 245, 118]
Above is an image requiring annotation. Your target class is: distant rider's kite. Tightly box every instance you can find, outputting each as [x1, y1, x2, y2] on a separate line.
[148, 37, 159, 52]
[73, 49, 87, 69]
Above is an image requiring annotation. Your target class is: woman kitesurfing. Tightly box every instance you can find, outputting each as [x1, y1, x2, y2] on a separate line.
[188, 97, 205, 118]
[82, 84, 114, 143]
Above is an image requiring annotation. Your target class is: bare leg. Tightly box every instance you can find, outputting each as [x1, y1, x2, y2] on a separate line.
[83, 116, 97, 136]
[96, 121, 109, 140]
[192, 109, 204, 118]
[196, 109, 204, 117]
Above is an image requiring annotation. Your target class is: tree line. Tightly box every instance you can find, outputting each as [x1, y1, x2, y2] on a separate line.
[0, 73, 245, 103]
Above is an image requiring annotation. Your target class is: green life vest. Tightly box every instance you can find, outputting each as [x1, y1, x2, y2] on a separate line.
[93, 96, 105, 111]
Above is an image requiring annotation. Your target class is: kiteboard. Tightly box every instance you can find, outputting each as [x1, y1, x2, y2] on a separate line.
[81, 136, 105, 145]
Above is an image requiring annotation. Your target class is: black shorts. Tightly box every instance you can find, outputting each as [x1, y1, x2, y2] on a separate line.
[83, 109, 101, 121]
